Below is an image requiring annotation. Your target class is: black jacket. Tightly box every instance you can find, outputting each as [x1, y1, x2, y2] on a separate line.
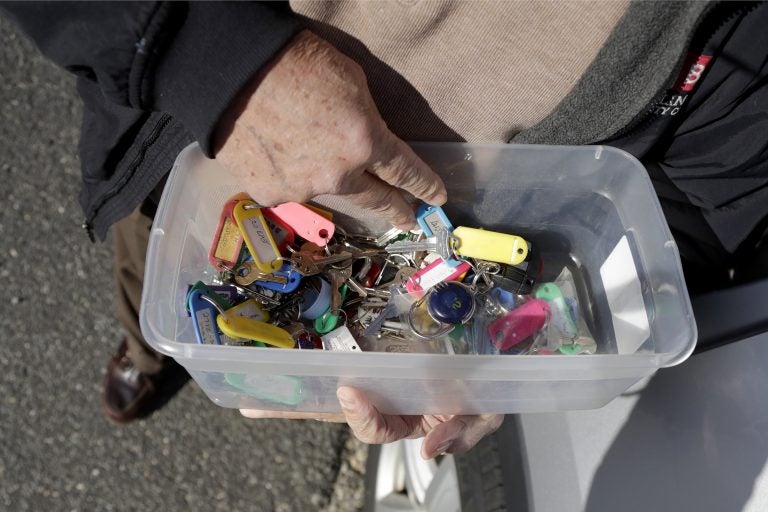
[3, 1, 767, 291]
[2, 1, 300, 240]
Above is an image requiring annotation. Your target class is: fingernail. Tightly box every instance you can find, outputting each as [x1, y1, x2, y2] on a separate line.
[434, 441, 453, 455]
[337, 389, 357, 409]
[431, 192, 447, 206]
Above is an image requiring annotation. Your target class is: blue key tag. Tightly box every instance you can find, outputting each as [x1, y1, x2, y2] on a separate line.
[489, 286, 517, 311]
[255, 263, 302, 293]
[416, 204, 454, 238]
[188, 290, 224, 345]
[299, 276, 332, 320]
[427, 282, 475, 324]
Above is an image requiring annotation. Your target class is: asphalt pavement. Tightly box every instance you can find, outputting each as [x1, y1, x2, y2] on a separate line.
[0, 15, 366, 512]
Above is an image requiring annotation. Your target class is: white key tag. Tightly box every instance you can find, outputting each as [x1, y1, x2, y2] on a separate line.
[321, 325, 361, 352]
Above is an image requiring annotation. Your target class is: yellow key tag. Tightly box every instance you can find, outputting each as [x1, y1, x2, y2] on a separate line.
[232, 200, 282, 273]
[217, 314, 294, 348]
[452, 226, 529, 266]
[225, 299, 269, 322]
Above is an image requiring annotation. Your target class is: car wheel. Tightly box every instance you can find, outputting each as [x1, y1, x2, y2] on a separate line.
[364, 417, 528, 511]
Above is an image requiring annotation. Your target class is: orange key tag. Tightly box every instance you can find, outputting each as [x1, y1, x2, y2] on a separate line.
[232, 200, 283, 273]
[209, 192, 250, 270]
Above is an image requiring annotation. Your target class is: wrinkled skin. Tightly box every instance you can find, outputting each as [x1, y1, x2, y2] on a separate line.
[215, 30, 447, 230]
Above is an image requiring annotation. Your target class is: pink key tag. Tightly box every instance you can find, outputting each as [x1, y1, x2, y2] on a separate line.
[264, 202, 335, 246]
[406, 257, 471, 295]
[488, 299, 551, 351]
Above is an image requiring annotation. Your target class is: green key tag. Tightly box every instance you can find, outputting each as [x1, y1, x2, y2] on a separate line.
[314, 284, 349, 334]
[224, 373, 302, 406]
[534, 283, 578, 339]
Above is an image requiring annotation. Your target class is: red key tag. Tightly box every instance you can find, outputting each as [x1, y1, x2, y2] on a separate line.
[209, 192, 250, 270]
[262, 209, 296, 253]
[264, 202, 335, 246]
[406, 257, 471, 295]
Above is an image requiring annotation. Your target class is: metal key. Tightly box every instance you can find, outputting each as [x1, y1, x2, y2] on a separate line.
[345, 276, 368, 297]
[362, 287, 392, 299]
[324, 261, 353, 314]
[234, 260, 289, 286]
[375, 228, 406, 247]
[215, 269, 282, 307]
[363, 299, 399, 337]
[290, 250, 353, 276]
[242, 285, 282, 308]
[394, 266, 417, 287]
[385, 229, 457, 262]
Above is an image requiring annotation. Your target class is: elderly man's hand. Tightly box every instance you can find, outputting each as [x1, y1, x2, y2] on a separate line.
[213, 30, 447, 230]
[240, 387, 504, 460]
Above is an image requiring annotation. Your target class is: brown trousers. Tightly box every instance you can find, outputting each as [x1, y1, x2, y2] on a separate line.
[113, 205, 166, 375]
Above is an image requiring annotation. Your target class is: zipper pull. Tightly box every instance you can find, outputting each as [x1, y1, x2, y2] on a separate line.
[82, 220, 96, 243]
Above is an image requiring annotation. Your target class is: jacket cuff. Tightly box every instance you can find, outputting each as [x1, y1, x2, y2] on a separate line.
[150, 2, 300, 157]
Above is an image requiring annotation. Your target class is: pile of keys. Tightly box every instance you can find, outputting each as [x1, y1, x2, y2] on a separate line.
[185, 193, 596, 356]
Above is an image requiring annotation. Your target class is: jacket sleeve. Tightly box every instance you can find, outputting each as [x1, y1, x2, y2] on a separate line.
[1, 1, 301, 157]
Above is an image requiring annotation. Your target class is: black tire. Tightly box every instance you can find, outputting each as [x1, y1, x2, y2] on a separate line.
[364, 416, 529, 511]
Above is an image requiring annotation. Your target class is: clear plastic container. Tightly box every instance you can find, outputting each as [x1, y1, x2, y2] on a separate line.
[139, 143, 696, 414]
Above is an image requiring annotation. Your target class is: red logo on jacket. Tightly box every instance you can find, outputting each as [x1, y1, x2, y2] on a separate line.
[676, 54, 713, 93]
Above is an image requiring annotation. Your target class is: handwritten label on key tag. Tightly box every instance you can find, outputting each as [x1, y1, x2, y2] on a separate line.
[406, 257, 471, 295]
[262, 209, 296, 252]
[452, 226, 529, 266]
[185, 282, 236, 317]
[416, 204, 454, 238]
[217, 299, 270, 345]
[264, 202, 335, 246]
[188, 290, 225, 345]
[232, 200, 283, 273]
[225, 298, 269, 322]
[209, 193, 250, 270]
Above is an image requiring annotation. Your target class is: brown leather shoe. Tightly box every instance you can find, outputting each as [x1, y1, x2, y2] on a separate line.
[102, 339, 188, 424]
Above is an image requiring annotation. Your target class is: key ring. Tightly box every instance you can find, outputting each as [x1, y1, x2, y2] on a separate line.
[407, 296, 454, 339]
[201, 293, 229, 320]
[465, 259, 500, 294]
[406, 281, 476, 340]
